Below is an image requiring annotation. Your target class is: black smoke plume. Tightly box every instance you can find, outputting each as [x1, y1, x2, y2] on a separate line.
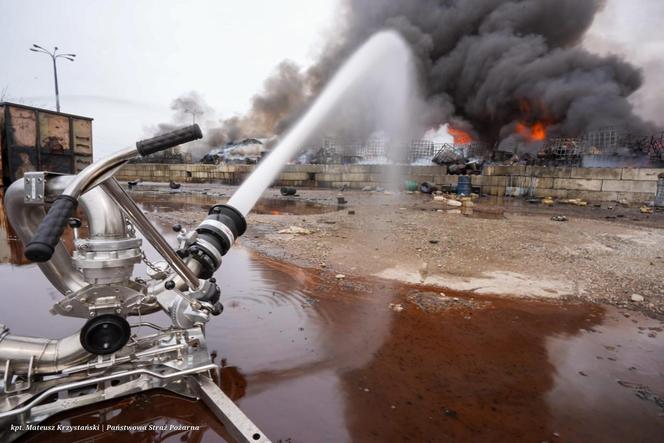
[169, 0, 657, 152]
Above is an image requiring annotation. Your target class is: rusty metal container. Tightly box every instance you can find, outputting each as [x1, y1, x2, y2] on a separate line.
[0, 102, 93, 186]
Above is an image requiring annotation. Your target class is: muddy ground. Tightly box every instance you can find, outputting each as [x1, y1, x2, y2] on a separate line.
[131, 183, 664, 319]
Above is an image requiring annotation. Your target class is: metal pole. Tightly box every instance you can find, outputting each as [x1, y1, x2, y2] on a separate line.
[52, 55, 60, 112]
[100, 178, 203, 290]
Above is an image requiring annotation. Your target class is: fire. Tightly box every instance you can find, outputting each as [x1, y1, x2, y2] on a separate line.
[516, 121, 547, 142]
[515, 99, 550, 142]
[447, 126, 473, 144]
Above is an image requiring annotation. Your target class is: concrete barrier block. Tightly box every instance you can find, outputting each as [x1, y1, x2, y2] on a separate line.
[565, 190, 618, 202]
[278, 172, 311, 181]
[620, 168, 664, 181]
[533, 188, 568, 199]
[570, 167, 622, 180]
[616, 191, 656, 203]
[553, 178, 603, 191]
[489, 165, 512, 176]
[533, 177, 554, 188]
[602, 179, 657, 193]
[471, 175, 484, 186]
[316, 173, 342, 182]
[489, 176, 508, 187]
[341, 173, 370, 182]
[529, 166, 572, 178]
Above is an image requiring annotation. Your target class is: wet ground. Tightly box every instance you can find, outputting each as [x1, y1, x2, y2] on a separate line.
[0, 194, 662, 442]
[131, 191, 337, 216]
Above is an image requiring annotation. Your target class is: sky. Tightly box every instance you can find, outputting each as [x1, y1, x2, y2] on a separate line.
[1, 0, 662, 158]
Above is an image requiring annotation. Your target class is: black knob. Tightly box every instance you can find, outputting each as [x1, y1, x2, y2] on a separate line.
[172, 224, 182, 232]
[68, 218, 82, 228]
[165, 280, 176, 290]
[209, 277, 216, 283]
[79, 314, 130, 355]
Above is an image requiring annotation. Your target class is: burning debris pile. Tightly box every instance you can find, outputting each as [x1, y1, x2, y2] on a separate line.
[200, 138, 267, 165]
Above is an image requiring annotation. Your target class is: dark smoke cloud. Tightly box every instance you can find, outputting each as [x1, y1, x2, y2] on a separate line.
[206, 60, 310, 147]
[167, 0, 657, 152]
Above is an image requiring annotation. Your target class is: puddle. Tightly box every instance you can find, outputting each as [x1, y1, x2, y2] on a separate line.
[131, 191, 336, 216]
[1, 194, 663, 442]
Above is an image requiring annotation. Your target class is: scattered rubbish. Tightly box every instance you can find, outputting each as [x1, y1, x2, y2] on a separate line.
[443, 408, 458, 418]
[578, 371, 588, 377]
[434, 195, 462, 207]
[348, 210, 356, 215]
[281, 187, 298, 196]
[337, 196, 348, 205]
[361, 185, 374, 192]
[429, 240, 439, 244]
[447, 209, 462, 214]
[406, 291, 488, 313]
[419, 182, 438, 194]
[617, 380, 664, 411]
[542, 197, 554, 206]
[527, 198, 540, 204]
[639, 206, 653, 214]
[551, 215, 568, 222]
[169, 180, 181, 190]
[335, 274, 346, 280]
[128, 179, 140, 190]
[560, 198, 587, 206]
[278, 226, 312, 235]
[375, 186, 385, 192]
[388, 303, 404, 312]
[630, 294, 644, 302]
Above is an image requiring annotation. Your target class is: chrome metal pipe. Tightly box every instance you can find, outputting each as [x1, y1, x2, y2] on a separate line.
[0, 331, 89, 374]
[4, 175, 128, 295]
[61, 147, 137, 198]
[100, 179, 202, 290]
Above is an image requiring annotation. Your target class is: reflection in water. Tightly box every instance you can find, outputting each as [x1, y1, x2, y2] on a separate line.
[0, 196, 662, 442]
[546, 306, 664, 442]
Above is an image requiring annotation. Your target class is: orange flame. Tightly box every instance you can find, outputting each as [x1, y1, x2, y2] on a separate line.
[515, 99, 550, 142]
[448, 126, 473, 144]
[516, 121, 547, 142]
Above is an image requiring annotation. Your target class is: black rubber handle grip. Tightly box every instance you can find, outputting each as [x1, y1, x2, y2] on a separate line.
[24, 195, 78, 262]
[136, 124, 203, 156]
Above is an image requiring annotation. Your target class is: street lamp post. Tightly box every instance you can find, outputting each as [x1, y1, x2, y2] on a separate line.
[29, 44, 76, 112]
[184, 108, 202, 124]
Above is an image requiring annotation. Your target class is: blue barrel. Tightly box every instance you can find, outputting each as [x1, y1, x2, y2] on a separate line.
[456, 175, 472, 196]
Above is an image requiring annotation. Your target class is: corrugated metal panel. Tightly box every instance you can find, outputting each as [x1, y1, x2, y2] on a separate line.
[8, 106, 37, 147]
[75, 155, 92, 172]
[6, 106, 38, 182]
[73, 119, 92, 155]
[39, 112, 71, 153]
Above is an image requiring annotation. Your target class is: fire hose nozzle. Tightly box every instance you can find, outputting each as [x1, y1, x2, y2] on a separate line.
[186, 204, 246, 279]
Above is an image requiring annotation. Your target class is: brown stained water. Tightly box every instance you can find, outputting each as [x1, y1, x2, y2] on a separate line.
[0, 196, 662, 442]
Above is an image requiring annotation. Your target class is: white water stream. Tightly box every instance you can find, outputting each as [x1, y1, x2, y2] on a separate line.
[228, 31, 416, 216]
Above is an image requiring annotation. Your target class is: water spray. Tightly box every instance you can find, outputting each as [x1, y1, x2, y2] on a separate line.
[228, 30, 414, 216]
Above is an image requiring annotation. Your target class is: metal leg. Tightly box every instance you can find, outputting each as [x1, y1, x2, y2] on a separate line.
[192, 374, 271, 443]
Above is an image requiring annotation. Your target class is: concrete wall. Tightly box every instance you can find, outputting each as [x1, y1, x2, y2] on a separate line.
[116, 163, 663, 203]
